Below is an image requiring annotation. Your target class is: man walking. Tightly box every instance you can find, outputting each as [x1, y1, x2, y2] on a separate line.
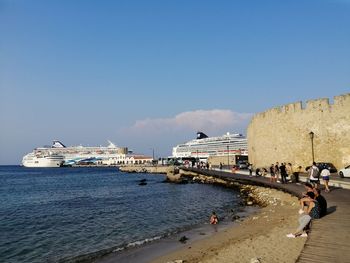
[308, 162, 320, 188]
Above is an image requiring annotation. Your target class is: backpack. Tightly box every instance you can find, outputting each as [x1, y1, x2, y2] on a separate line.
[310, 166, 320, 178]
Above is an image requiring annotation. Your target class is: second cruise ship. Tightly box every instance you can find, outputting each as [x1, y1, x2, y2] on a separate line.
[172, 132, 248, 159]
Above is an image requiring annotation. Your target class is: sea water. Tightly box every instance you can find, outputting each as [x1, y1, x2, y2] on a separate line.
[0, 166, 244, 263]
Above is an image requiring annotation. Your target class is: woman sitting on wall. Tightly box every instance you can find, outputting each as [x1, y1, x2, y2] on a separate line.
[286, 191, 320, 238]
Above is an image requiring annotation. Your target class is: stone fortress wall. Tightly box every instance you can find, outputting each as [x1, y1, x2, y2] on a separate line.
[247, 93, 350, 171]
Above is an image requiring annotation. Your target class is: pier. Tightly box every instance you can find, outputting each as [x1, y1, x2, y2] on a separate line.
[179, 167, 350, 263]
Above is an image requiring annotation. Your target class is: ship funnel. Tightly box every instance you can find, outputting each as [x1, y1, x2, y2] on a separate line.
[197, 132, 208, 139]
[52, 141, 66, 148]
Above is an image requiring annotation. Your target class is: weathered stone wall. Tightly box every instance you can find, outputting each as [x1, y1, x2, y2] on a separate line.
[247, 93, 350, 170]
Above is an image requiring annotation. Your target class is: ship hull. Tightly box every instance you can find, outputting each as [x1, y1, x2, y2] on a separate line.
[22, 154, 64, 168]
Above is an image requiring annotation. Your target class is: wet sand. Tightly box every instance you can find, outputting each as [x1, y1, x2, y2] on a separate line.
[97, 207, 259, 263]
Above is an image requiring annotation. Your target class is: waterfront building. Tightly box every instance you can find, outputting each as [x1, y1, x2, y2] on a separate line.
[124, 155, 153, 165]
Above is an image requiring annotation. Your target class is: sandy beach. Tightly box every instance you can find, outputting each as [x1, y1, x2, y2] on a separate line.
[151, 186, 306, 263]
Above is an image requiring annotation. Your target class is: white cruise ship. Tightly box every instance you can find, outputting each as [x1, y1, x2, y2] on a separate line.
[22, 140, 128, 167]
[22, 152, 64, 168]
[172, 132, 248, 159]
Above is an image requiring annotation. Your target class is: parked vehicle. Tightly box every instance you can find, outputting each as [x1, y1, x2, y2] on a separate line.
[339, 165, 350, 178]
[237, 161, 249, 169]
[305, 162, 337, 173]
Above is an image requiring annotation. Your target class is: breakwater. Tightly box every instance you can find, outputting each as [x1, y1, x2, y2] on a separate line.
[178, 168, 276, 207]
[119, 165, 170, 174]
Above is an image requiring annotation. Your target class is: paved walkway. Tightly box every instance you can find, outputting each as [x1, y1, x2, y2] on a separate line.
[180, 168, 350, 263]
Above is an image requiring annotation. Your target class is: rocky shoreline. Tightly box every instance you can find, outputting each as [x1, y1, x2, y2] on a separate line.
[181, 173, 275, 207]
[119, 165, 170, 174]
[151, 173, 306, 263]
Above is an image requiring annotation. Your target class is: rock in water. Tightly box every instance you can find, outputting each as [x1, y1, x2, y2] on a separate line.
[179, 236, 189, 243]
[139, 178, 148, 185]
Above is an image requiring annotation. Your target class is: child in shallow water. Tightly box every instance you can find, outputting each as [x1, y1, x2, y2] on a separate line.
[210, 211, 219, 232]
[210, 212, 219, 225]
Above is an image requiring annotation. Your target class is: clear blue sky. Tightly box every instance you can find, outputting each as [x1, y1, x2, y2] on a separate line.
[1, 0, 349, 164]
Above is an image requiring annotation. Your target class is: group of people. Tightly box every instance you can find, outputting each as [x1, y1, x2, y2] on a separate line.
[250, 161, 331, 193]
[308, 162, 331, 192]
[184, 160, 210, 170]
[267, 162, 302, 184]
[209, 161, 332, 236]
[287, 182, 328, 238]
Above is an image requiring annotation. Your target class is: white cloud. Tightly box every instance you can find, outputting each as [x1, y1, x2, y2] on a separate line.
[116, 109, 253, 156]
[122, 109, 253, 135]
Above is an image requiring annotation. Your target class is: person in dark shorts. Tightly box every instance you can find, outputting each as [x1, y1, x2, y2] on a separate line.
[275, 162, 280, 182]
[321, 167, 330, 192]
[280, 163, 287, 184]
[270, 164, 276, 182]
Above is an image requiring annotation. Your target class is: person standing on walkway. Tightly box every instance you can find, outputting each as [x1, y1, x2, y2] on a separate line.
[320, 167, 331, 192]
[270, 164, 276, 182]
[286, 163, 293, 180]
[255, 168, 261, 177]
[274, 162, 280, 182]
[293, 166, 302, 184]
[308, 162, 320, 188]
[280, 163, 287, 184]
[248, 163, 253, 176]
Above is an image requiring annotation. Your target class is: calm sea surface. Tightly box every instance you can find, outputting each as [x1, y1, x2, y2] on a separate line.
[0, 166, 243, 263]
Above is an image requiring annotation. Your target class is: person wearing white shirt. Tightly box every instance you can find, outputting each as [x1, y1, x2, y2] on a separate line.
[308, 162, 320, 187]
[321, 167, 331, 192]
